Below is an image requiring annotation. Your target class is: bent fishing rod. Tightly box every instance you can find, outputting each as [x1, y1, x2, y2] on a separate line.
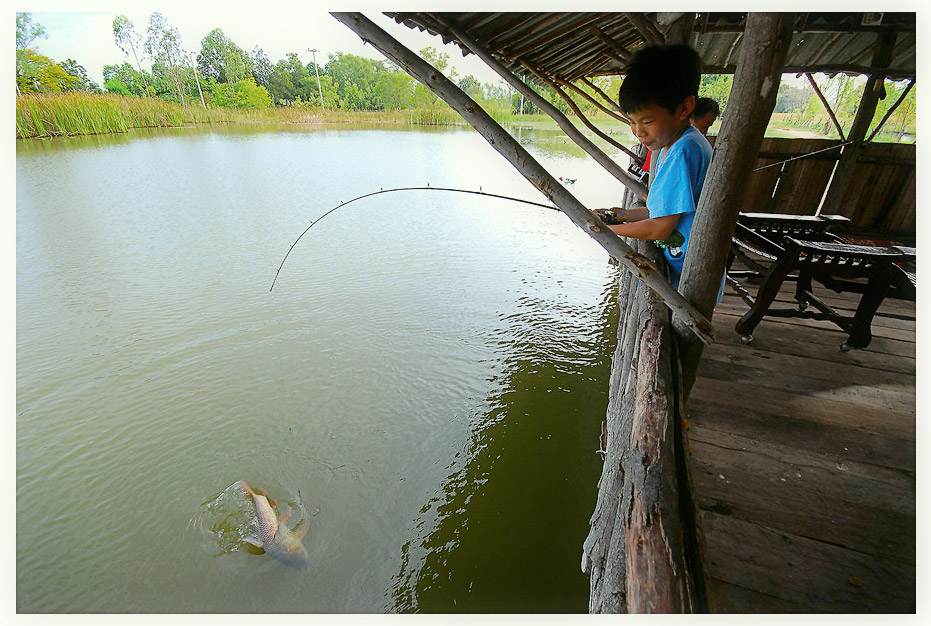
[269, 186, 560, 291]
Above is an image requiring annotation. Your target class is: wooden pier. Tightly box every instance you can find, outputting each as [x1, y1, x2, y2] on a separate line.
[687, 279, 916, 612]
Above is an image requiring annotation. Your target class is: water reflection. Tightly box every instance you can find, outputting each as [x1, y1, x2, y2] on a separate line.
[391, 277, 619, 613]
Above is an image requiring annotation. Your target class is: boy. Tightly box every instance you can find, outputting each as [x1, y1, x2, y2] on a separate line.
[691, 97, 720, 136]
[599, 45, 713, 290]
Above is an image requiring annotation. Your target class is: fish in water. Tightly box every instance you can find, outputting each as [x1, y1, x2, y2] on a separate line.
[239, 480, 309, 569]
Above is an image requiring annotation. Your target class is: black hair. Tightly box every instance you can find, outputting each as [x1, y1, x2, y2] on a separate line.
[618, 44, 702, 115]
[693, 97, 720, 118]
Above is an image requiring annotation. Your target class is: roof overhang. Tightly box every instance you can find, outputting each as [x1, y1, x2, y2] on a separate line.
[386, 12, 916, 82]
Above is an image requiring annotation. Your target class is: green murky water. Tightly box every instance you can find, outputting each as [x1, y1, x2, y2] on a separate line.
[16, 122, 632, 612]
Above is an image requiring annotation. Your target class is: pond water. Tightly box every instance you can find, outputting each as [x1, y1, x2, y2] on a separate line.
[16, 122, 635, 613]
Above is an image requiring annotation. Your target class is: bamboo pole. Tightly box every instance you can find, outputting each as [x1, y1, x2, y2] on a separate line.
[331, 12, 713, 345]
[675, 13, 796, 397]
[422, 12, 649, 200]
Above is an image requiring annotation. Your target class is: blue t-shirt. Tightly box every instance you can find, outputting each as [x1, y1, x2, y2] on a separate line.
[646, 126, 713, 288]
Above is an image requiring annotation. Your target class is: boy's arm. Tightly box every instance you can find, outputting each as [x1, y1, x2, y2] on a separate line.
[606, 214, 680, 240]
[604, 206, 650, 223]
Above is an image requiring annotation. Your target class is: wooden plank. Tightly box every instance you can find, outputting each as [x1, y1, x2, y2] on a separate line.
[697, 335, 915, 391]
[712, 317, 916, 374]
[709, 579, 811, 613]
[687, 425, 915, 515]
[694, 355, 916, 420]
[700, 512, 915, 612]
[688, 436, 915, 560]
[713, 300, 916, 342]
[689, 377, 916, 441]
[713, 309, 917, 359]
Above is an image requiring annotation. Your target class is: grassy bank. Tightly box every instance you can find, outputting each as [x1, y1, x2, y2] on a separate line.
[15, 92, 516, 139]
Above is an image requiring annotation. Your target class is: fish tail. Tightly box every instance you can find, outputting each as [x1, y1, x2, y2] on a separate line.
[239, 480, 255, 497]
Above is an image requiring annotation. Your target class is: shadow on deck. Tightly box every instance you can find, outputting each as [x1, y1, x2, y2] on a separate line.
[687, 279, 916, 612]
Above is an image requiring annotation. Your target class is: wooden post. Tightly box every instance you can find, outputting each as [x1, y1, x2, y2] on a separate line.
[675, 13, 796, 396]
[584, 240, 700, 613]
[819, 32, 897, 217]
[422, 13, 649, 199]
[331, 12, 714, 344]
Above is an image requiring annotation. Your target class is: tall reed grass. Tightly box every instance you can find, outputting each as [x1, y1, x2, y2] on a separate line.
[15, 92, 238, 138]
[15, 92, 519, 139]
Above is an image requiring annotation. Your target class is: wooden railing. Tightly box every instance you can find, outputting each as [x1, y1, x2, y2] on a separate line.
[582, 239, 706, 613]
[737, 138, 915, 237]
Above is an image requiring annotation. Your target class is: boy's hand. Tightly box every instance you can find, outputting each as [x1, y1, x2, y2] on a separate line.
[593, 208, 629, 225]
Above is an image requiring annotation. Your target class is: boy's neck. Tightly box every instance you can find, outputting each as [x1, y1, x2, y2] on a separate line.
[664, 121, 693, 150]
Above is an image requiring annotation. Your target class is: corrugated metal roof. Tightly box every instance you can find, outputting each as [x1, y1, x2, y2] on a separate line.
[386, 12, 916, 82]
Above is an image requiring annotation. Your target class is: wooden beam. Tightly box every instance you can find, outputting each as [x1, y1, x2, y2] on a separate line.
[559, 77, 629, 123]
[819, 31, 898, 217]
[806, 72, 847, 141]
[865, 78, 914, 144]
[581, 77, 622, 111]
[425, 13, 650, 198]
[331, 12, 714, 345]
[675, 13, 797, 397]
[589, 26, 635, 64]
[521, 61, 639, 161]
[504, 13, 607, 61]
[625, 12, 666, 45]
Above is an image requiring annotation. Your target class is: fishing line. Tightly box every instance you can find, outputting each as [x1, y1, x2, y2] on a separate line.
[269, 186, 559, 292]
[751, 141, 852, 172]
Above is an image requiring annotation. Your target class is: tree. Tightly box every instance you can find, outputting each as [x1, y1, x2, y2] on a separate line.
[251, 46, 273, 88]
[210, 77, 272, 108]
[698, 74, 733, 114]
[197, 28, 252, 84]
[16, 12, 48, 94]
[103, 62, 150, 97]
[458, 74, 483, 100]
[326, 52, 382, 110]
[60, 59, 102, 93]
[16, 12, 46, 50]
[374, 71, 414, 109]
[112, 15, 149, 94]
[145, 12, 188, 105]
[16, 49, 77, 93]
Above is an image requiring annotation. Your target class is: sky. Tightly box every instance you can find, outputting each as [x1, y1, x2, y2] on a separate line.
[22, 2, 514, 88]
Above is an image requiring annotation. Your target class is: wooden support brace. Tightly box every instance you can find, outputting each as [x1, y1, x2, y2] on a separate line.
[520, 60, 639, 161]
[865, 78, 914, 144]
[558, 76, 629, 124]
[331, 12, 713, 345]
[581, 76, 623, 111]
[421, 12, 649, 199]
[806, 72, 847, 141]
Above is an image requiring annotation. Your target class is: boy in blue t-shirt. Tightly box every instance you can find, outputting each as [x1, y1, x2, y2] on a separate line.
[599, 45, 713, 291]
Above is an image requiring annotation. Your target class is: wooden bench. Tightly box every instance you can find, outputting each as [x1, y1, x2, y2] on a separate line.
[732, 237, 916, 350]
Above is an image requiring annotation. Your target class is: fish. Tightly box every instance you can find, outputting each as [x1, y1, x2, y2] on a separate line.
[239, 480, 309, 569]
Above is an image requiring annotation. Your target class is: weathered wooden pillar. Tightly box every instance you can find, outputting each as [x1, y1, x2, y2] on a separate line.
[332, 11, 713, 344]
[583, 240, 702, 613]
[818, 31, 898, 217]
[674, 13, 796, 396]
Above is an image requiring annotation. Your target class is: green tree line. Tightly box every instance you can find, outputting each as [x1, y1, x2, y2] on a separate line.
[15, 11, 916, 140]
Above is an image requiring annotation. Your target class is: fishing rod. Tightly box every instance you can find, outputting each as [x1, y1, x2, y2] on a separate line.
[269, 185, 560, 291]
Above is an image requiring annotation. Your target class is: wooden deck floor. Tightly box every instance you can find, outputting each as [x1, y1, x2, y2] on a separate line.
[686, 279, 916, 612]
